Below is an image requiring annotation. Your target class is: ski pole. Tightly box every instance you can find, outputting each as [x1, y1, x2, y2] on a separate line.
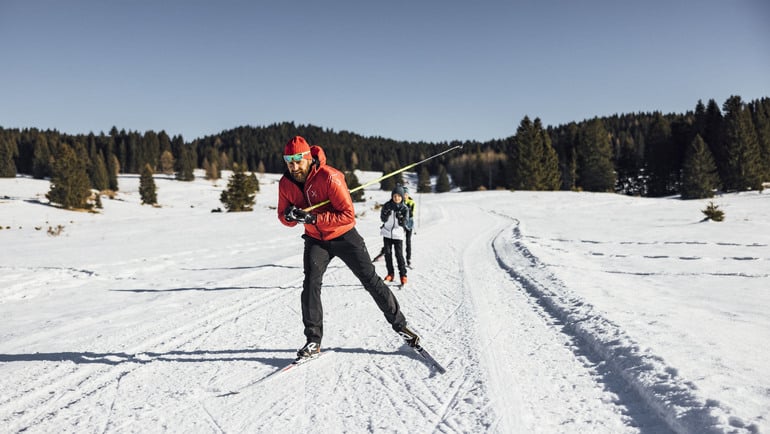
[303, 144, 462, 212]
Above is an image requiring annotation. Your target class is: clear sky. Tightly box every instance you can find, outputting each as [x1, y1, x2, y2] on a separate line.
[1, 0, 768, 143]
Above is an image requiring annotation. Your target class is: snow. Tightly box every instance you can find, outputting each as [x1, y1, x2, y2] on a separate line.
[1, 171, 768, 433]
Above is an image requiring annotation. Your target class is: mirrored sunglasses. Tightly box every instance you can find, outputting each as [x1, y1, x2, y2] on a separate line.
[283, 151, 310, 163]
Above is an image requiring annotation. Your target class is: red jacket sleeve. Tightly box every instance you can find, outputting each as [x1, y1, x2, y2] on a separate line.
[314, 169, 355, 232]
[277, 176, 300, 228]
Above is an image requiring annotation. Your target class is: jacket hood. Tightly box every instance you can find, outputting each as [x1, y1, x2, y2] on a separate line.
[310, 145, 326, 167]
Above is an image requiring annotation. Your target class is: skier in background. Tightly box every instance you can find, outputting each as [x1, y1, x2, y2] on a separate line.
[371, 185, 416, 268]
[277, 136, 420, 361]
[402, 186, 416, 268]
[379, 185, 411, 286]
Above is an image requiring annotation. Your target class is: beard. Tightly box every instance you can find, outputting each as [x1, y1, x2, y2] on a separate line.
[291, 169, 308, 183]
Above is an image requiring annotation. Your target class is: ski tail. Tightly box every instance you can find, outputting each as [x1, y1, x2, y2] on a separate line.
[412, 344, 446, 374]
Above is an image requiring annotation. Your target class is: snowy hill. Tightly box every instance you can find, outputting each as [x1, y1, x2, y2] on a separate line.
[1, 172, 768, 433]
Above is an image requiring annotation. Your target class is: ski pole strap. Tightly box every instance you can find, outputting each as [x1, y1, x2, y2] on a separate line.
[303, 145, 461, 212]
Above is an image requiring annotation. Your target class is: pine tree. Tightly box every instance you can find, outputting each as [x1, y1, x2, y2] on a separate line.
[380, 160, 402, 191]
[107, 153, 120, 191]
[749, 97, 770, 182]
[417, 166, 432, 193]
[552, 123, 579, 191]
[511, 116, 541, 190]
[645, 113, 678, 196]
[577, 118, 616, 192]
[681, 135, 720, 199]
[220, 163, 258, 212]
[722, 96, 763, 191]
[142, 131, 160, 172]
[31, 133, 51, 179]
[703, 99, 726, 182]
[538, 119, 561, 190]
[46, 143, 92, 209]
[91, 152, 110, 191]
[345, 171, 365, 202]
[436, 165, 451, 192]
[139, 163, 158, 205]
[0, 136, 18, 177]
[175, 143, 195, 181]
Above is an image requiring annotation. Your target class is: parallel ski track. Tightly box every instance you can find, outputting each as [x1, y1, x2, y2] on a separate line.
[490, 212, 748, 434]
[0, 253, 304, 432]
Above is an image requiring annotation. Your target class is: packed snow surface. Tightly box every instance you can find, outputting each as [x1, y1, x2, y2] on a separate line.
[1, 171, 768, 433]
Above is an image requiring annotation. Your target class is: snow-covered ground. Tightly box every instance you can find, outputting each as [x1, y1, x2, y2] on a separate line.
[1, 170, 768, 433]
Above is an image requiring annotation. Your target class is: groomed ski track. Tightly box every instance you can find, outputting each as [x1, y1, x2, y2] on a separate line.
[0, 182, 760, 433]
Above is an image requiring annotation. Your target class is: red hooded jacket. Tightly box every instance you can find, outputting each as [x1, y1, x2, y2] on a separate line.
[277, 145, 356, 241]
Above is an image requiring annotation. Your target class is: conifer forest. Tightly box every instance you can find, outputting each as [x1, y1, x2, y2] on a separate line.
[1, 95, 768, 202]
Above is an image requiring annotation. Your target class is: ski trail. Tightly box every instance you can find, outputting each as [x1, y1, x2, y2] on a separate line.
[0, 251, 305, 432]
[491, 214, 751, 433]
[450, 206, 646, 433]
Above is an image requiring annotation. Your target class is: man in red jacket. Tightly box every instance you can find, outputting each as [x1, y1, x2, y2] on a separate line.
[278, 136, 420, 361]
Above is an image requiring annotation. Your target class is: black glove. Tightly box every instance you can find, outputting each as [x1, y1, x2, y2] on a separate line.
[396, 209, 407, 226]
[284, 206, 317, 224]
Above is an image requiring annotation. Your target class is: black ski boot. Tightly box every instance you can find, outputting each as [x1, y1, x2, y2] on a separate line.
[397, 325, 421, 348]
[296, 341, 321, 361]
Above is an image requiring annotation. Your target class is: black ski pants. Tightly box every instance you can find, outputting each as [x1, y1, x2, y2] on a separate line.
[383, 237, 407, 279]
[404, 229, 413, 263]
[301, 227, 406, 345]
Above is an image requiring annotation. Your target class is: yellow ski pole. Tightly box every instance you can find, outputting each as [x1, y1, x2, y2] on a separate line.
[303, 145, 462, 212]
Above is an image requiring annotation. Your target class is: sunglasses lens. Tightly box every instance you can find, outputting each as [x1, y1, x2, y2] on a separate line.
[283, 152, 307, 163]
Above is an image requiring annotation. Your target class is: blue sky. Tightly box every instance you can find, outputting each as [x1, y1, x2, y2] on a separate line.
[1, 0, 768, 143]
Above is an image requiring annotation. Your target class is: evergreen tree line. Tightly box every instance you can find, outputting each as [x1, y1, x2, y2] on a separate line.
[2, 95, 768, 200]
[448, 96, 769, 197]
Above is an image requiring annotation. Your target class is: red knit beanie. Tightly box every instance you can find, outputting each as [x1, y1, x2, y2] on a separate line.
[284, 136, 312, 159]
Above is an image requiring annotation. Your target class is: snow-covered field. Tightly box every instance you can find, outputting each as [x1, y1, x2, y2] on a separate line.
[1, 170, 768, 433]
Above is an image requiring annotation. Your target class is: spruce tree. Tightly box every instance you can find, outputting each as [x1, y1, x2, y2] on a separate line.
[380, 160, 401, 191]
[417, 166, 432, 193]
[107, 153, 120, 191]
[139, 163, 158, 205]
[436, 165, 451, 192]
[645, 113, 678, 196]
[46, 143, 92, 209]
[549, 123, 579, 191]
[749, 97, 770, 182]
[32, 133, 51, 179]
[511, 116, 541, 190]
[345, 171, 365, 202]
[91, 152, 110, 191]
[175, 144, 195, 181]
[681, 135, 720, 199]
[537, 119, 561, 190]
[703, 99, 726, 181]
[577, 118, 615, 192]
[722, 96, 763, 191]
[0, 136, 18, 177]
[220, 163, 258, 212]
